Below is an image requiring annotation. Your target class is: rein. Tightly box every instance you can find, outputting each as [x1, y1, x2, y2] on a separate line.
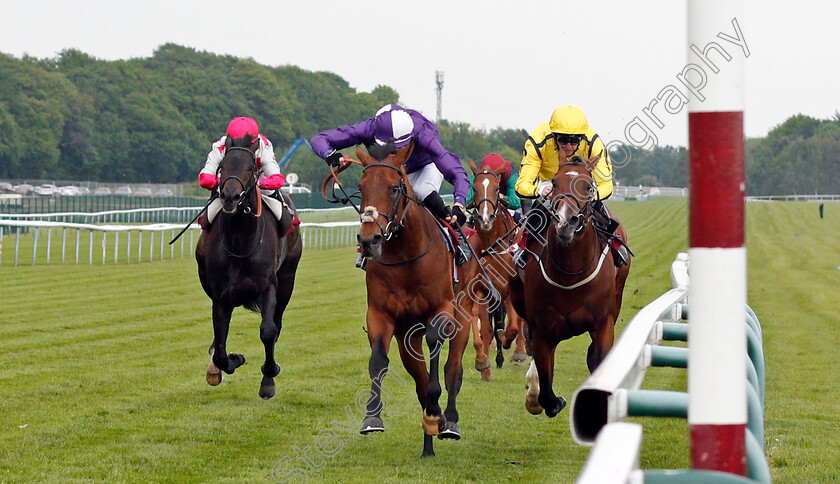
[321, 158, 363, 213]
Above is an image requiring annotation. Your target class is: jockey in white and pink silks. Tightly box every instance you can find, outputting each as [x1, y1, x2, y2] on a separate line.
[198, 117, 286, 227]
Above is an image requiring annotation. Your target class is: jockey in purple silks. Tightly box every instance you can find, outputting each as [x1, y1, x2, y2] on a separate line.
[310, 104, 473, 268]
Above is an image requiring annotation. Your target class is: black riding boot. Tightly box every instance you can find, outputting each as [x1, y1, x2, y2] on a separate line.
[512, 199, 551, 269]
[423, 192, 471, 266]
[593, 200, 628, 267]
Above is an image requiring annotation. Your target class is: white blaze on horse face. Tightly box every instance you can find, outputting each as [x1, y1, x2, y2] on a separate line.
[555, 197, 577, 227]
[361, 206, 380, 224]
[481, 178, 492, 222]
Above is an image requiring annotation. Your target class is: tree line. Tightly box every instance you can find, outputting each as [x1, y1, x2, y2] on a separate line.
[1, 45, 836, 195]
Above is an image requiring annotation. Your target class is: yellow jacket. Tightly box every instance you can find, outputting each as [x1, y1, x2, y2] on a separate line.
[516, 118, 614, 200]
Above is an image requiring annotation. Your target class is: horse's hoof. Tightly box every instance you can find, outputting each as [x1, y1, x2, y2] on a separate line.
[360, 416, 385, 434]
[544, 396, 567, 418]
[206, 363, 222, 386]
[525, 395, 543, 415]
[422, 411, 440, 435]
[259, 376, 276, 399]
[474, 359, 491, 372]
[480, 369, 491, 382]
[437, 421, 461, 440]
[259, 386, 276, 399]
[512, 351, 528, 363]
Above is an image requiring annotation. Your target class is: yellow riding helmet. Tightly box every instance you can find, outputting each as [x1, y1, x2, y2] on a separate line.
[549, 105, 590, 135]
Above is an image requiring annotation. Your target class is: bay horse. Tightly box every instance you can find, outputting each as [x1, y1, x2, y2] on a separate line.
[355, 142, 477, 458]
[509, 158, 630, 417]
[467, 160, 528, 382]
[194, 134, 302, 399]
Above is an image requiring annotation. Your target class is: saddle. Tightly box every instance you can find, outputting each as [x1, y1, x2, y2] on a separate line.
[434, 218, 476, 266]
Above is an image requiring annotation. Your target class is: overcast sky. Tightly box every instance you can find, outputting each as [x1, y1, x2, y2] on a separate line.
[2, 0, 838, 148]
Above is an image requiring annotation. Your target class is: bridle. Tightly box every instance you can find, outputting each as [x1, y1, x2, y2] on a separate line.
[217, 146, 259, 215]
[359, 162, 433, 265]
[360, 162, 418, 242]
[533, 162, 610, 289]
[217, 146, 265, 258]
[544, 161, 598, 235]
[470, 169, 518, 257]
[471, 170, 505, 219]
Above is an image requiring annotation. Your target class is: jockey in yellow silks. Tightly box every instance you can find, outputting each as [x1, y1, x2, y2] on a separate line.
[513, 105, 628, 268]
[516, 105, 613, 200]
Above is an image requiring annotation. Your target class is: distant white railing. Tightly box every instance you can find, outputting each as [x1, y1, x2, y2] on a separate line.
[611, 186, 688, 201]
[0, 219, 361, 267]
[0, 205, 360, 224]
[746, 194, 840, 202]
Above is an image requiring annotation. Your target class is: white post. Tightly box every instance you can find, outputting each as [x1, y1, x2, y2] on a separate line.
[687, 0, 748, 474]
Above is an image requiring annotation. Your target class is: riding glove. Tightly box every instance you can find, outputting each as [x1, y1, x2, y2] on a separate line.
[325, 151, 343, 168]
[451, 205, 467, 226]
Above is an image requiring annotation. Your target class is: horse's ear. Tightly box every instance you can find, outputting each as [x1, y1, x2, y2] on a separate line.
[356, 145, 373, 166]
[249, 135, 260, 152]
[224, 136, 233, 150]
[469, 159, 479, 174]
[493, 163, 506, 176]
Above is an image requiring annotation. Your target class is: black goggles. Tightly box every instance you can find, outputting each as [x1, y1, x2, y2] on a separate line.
[554, 133, 585, 145]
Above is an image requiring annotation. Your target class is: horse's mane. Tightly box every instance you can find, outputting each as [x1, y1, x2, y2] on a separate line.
[367, 140, 398, 161]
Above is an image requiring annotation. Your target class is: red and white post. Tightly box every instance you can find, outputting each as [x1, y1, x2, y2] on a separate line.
[687, 0, 747, 475]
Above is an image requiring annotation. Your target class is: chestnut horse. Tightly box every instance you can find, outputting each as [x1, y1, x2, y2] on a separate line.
[355, 142, 478, 458]
[467, 160, 528, 382]
[195, 134, 302, 399]
[509, 159, 630, 417]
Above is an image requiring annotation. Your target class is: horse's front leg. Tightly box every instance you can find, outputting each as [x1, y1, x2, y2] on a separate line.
[587, 314, 616, 373]
[441, 301, 470, 439]
[531, 333, 566, 418]
[395, 325, 434, 457]
[360, 309, 394, 435]
[258, 285, 280, 399]
[209, 302, 246, 379]
[471, 295, 491, 377]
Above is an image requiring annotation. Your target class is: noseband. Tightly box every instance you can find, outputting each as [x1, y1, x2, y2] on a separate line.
[218, 146, 258, 214]
[361, 163, 414, 241]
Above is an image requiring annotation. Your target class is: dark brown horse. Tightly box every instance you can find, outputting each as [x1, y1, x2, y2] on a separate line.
[354, 142, 477, 457]
[509, 159, 630, 417]
[195, 134, 302, 399]
[467, 160, 527, 382]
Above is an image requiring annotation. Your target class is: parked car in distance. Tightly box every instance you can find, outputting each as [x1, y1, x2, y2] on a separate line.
[134, 188, 153, 197]
[154, 188, 174, 197]
[58, 186, 79, 196]
[34, 184, 58, 196]
[94, 187, 112, 196]
[0, 182, 13, 193]
[14, 184, 35, 194]
[76, 187, 91, 196]
[115, 186, 132, 196]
